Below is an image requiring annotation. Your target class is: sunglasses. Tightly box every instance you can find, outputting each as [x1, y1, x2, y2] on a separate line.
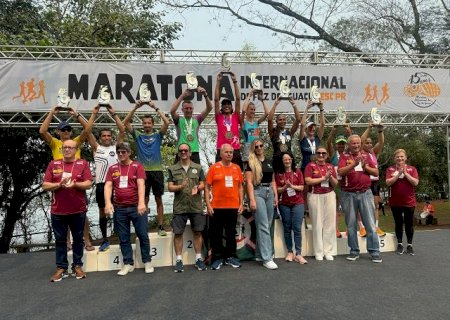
[60, 128, 72, 132]
[255, 144, 264, 149]
[62, 146, 76, 150]
[178, 149, 189, 153]
[117, 150, 128, 154]
[317, 152, 327, 155]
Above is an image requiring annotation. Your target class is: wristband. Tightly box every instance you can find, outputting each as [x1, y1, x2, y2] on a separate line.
[233, 81, 237, 84]
[204, 94, 208, 98]
[76, 113, 81, 118]
[320, 109, 324, 112]
[111, 113, 117, 117]
[155, 108, 160, 112]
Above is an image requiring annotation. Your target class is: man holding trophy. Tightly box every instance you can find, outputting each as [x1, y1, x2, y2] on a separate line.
[123, 96, 170, 237]
[214, 71, 242, 168]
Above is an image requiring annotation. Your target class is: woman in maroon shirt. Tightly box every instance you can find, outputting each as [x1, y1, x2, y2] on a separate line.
[385, 149, 419, 256]
[304, 146, 338, 261]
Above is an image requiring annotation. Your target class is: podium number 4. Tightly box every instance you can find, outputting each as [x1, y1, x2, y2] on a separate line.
[113, 256, 120, 265]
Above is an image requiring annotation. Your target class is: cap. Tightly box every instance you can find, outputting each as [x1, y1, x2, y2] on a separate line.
[221, 99, 232, 105]
[306, 121, 316, 128]
[335, 135, 347, 144]
[116, 142, 131, 152]
[57, 121, 72, 130]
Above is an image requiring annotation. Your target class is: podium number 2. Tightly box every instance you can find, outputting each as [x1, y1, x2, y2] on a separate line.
[187, 240, 193, 249]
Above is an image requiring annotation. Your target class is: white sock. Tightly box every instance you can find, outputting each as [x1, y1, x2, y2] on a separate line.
[195, 253, 202, 260]
[176, 255, 182, 261]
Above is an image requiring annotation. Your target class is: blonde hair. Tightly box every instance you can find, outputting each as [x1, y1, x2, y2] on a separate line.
[248, 139, 263, 185]
[394, 149, 407, 157]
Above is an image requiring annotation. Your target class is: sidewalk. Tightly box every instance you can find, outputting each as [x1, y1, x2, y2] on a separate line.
[1, 229, 449, 320]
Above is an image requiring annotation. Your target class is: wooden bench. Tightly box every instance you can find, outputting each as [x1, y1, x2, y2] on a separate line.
[11, 243, 55, 253]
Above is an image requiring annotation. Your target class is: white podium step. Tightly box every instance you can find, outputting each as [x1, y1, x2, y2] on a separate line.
[135, 232, 173, 268]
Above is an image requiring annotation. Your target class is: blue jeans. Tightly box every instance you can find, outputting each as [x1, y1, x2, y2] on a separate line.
[278, 204, 304, 255]
[51, 212, 86, 269]
[114, 206, 151, 265]
[340, 190, 380, 255]
[253, 186, 275, 261]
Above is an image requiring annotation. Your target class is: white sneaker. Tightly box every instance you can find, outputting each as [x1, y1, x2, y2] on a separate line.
[144, 262, 154, 274]
[263, 260, 278, 270]
[325, 255, 334, 261]
[117, 264, 134, 276]
[315, 256, 324, 261]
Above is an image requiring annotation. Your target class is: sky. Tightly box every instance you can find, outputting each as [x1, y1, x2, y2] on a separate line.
[162, 6, 287, 51]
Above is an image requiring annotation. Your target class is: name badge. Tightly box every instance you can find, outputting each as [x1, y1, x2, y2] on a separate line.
[286, 188, 296, 197]
[119, 176, 128, 189]
[354, 163, 363, 172]
[225, 176, 233, 188]
[320, 180, 329, 188]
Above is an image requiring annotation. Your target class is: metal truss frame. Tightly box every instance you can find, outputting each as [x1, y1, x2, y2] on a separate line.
[1, 45, 450, 68]
[1, 111, 448, 128]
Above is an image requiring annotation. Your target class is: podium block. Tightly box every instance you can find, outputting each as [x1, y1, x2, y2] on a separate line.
[97, 244, 135, 271]
[172, 226, 197, 266]
[135, 232, 173, 268]
[336, 232, 396, 255]
[336, 234, 350, 255]
[68, 248, 98, 272]
[273, 219, 308, 258]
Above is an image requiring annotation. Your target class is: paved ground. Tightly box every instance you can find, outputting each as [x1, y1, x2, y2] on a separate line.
[1, 229, 449, 320]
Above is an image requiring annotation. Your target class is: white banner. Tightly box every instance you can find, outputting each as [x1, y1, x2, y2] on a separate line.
[0, 60, 448, 113]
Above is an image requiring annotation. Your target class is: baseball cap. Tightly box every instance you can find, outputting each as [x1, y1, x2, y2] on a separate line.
[57, 121, 72, 130]
[116, 142, 131, 152]
[335, 135, 347, 144]
[306, 121, 316, 128]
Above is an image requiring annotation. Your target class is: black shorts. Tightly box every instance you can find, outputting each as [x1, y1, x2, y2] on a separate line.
[370, 180, 380, 196]
[95, 183, 106, 209]
[145, 171, 165, 198]
[215, 149, 243, 170]
[171, 213, 206, 235]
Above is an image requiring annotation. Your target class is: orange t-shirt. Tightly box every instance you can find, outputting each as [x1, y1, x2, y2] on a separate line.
[206, 162, 243, 209]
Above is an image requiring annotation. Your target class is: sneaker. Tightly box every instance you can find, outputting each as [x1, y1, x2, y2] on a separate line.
[144, 262, 154, 274]
[315, 255, 323, 261]
[376, 227, 386, 237]
[225, 257, 241, 268]
[98, 240, 110, 252]
[195, 258, 207, 271]
[325, 255, 334, 261]
[346, 254, 360, 261]
[295, 255, 308, 264]
[50, 268, 68, 282]
[285, 252, 294, 262]
[263, 260, 278, 270]
[371, 255, 383, 263]
[117, 264, 135, 276]
[359, 227, 367, 237]
[406, 245, 415, 256]
[255, 257, 263, 262]
[396, 243, 404, 255]
[174, 260, 184, 273]
[72, 265, 86, 279]
[158, 228, 167, 237]
[211, 259, 223, 270]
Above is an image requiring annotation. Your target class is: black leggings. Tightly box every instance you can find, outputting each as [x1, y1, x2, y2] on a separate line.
[391, 206, 415, 244]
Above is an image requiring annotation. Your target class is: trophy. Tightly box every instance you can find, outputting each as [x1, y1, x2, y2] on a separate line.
[56, 88, 71, 110]
[221, 53, 232, 74]
[186, 71, 198, 92]
[335, 106, 346, 125]
[139, 83, 152, 104]
[279, 80, 290, 99]
[371, 107, 382, 125]
[250, 73, 262, 94]
[98, 85, 111, 107]
[310, 85, 321, 105]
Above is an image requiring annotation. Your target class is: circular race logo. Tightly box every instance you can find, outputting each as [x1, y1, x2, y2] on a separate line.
[404, 72, 441, 108]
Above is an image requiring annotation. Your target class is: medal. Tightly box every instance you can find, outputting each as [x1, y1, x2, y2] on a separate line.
[187, 134, 194, 142]
[225, 131, 233, 139]
[280, 144, 288, 152]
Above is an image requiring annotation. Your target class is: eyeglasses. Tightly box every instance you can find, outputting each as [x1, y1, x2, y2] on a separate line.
[317, 152, 327, 155]
[60, 128, 72, 132]
[255, 145, 264, 149]
[178, 149, 189, 153]
[62, 146, 76, 150]
[117, 150, 128, 154]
